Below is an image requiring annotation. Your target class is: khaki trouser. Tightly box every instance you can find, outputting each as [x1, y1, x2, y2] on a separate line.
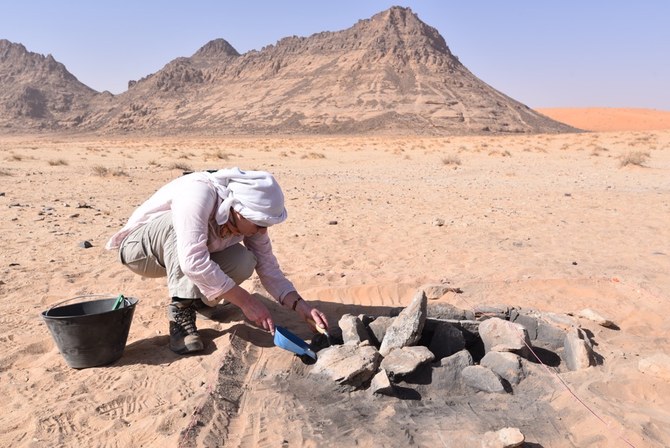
[118, 212, 256, 302]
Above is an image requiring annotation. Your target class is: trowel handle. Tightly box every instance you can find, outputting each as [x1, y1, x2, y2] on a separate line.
[308, 318, 329, 336]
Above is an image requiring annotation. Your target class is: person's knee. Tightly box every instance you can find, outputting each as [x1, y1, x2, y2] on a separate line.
[228, 249, 257, 285]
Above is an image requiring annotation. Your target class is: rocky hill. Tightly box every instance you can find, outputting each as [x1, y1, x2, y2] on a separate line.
[0, 39, 108, 131]
[0, 7, 578, 135]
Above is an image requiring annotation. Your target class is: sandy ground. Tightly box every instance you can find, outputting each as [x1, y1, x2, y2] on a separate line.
[1, 115, 669, 447]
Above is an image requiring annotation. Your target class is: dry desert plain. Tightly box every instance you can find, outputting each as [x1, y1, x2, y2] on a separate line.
[1, 109, 669, 447]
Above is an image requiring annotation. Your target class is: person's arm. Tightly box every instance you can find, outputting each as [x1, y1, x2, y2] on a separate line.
[171, 181, 237, 300]
[243, 232, 295, 299]
[244, 233, 330, 332]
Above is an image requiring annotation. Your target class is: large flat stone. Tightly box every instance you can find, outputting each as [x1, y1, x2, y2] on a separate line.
[311, 342, 381, 388]
[380, 346, 435, 380]
[479, 317, 531, 358]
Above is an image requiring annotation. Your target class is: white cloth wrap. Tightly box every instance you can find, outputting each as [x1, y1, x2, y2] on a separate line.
[105, 167, 287, 250]
[206, 168, 288, 227]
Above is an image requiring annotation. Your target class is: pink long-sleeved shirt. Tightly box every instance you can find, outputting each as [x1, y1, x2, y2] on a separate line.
[106, 173, 296, 304]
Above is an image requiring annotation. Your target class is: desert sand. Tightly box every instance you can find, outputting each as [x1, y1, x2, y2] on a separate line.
[1, 113, 669, 447]
[538, 108, 670, 132]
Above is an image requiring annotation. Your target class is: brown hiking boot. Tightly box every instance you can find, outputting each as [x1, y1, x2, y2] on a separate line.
[168, 299, 204, 354]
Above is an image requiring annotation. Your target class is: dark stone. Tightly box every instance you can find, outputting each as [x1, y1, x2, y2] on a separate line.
[428, 321, 466, 360]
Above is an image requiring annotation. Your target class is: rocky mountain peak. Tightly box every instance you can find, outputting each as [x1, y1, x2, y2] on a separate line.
[0, 39, 98, 129]
[0, 39, 82, 83]
[0, 39, 27, 60]
[0, 7, 577, 135]
[193, 38, 240, 58]
[372, 5, 425, 29]
[350, 6, 454, 63]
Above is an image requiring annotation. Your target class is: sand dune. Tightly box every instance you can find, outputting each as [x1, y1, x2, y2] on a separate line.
[538, 107, 670, 132]
[1, 123, 669, 446]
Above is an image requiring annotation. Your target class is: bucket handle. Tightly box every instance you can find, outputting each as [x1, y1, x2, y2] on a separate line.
[44, 294, 127, 316]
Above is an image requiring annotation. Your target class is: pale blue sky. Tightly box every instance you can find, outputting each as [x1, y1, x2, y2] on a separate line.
[2, 1, 669, 109]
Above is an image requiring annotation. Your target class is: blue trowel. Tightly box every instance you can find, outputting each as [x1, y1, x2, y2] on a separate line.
[274, 325, 317, 360]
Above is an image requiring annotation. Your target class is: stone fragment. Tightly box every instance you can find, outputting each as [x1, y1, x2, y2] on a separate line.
[563, 328, 596, 371]
[429, 349, 473, 393]
[454, 319, 480, 333]
[479, 317, 531, 358]
[311, 342, 381, 388]
[367, 316, 393, 346]
[474, 304, 509, 320]
[509, 310, 539, 340]
[369, 369, 394, 395]
[339, 314, 370, 345]
[380, 346, 434, 380]
[435, 319, 484, 354]
[534, 319, 568, 351]
[427, 302, 474, 320]
[428, 321, 466, 360]
[379, 290, 427, 356]
[541, 312, 579, 330]
[481, 427, 525, 447]
[577, 308, 617, 328]
[420, 283, 453, 300]
[480, 351, 525, 385]
[509, 310, 559, 350]
[79, 240, 93, 248]
[461, 365, 508, 393]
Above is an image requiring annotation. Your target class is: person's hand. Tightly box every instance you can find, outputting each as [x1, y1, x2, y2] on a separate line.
[221, 285, 275, 334]
[305, 307, 329, 334]
[281, 291, 329, 333]
[296, 300, 329, 333]
[240, 295, 274, 334]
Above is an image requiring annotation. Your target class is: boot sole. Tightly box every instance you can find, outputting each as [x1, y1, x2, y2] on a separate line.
[170, 341, 205, 355]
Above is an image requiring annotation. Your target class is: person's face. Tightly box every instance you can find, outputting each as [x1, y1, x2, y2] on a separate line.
[224, 208, 267, 237]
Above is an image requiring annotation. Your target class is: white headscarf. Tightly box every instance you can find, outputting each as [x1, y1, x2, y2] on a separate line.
[205, 168, 287, 227]
[106, 167, 287, 250]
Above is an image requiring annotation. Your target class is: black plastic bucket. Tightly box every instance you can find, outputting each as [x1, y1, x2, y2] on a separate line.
[41, 296, 138, 369]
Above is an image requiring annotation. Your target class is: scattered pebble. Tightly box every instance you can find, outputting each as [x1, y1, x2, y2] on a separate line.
[577, 308, 617, 329]
[328, 220, 338, 225]
[79, 241, 93, 249]
[482, 427, 525, 448]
